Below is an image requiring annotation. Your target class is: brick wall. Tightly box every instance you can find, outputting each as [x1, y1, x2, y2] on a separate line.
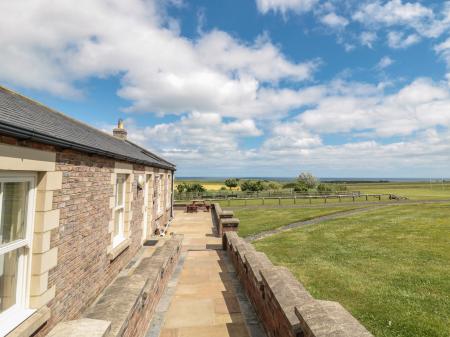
[0, 137, 173, 336]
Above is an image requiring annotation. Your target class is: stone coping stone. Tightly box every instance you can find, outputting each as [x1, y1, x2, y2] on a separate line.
[213, 203, 234, 218]
[295, 300, 374, 337]
[220, 210, 234, 218]
[213, 203, 223, 216]
[244, 251, 273, 283]
[85, 274, 146, 337]
[225, 231, 239, 240]
[220, 218, 240, 227]
[260, 266, 314, 329]
[47, 318, 111, 337]
[84, 235, 183, 337]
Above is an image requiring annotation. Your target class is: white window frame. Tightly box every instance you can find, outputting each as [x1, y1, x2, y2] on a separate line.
[0, 172, 36, 336]
[165, 174, 171, 209]
[142, 174, 152, 243]
[157, 174, 164, 216]
[113, 174, 127, 247]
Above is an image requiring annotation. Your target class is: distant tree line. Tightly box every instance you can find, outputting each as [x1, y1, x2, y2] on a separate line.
[176, 182, 206, 193]
[176, 172, 347, 195]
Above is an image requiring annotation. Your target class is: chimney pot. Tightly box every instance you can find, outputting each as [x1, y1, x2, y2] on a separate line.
[113, 119, 127, 140]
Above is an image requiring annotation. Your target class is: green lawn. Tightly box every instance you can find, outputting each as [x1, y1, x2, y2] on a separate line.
[234, 206, 362, 237]
[254, 204, 450, 337]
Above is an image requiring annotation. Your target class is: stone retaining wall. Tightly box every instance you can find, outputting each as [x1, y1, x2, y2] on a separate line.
[223, 232, 373, 337]
[211, 203, 239, 236]
[46, 234, 183, 337]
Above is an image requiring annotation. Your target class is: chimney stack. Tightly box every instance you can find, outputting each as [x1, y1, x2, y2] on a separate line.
[113, 119, 127, 140]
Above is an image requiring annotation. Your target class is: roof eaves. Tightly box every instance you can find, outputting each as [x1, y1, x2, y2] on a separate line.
[0, 121, 175, 170]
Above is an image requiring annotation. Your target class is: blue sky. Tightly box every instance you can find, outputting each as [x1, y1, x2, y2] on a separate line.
[2, 0, 450, 177]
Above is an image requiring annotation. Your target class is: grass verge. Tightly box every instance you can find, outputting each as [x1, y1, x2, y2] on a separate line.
[254, 204, 450, 337]
[234, 206, 363, 237]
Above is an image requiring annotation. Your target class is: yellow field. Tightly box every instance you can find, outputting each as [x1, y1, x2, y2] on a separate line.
[174, 180, 240, 191]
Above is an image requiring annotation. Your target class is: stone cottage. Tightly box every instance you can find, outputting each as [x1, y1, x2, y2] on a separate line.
[0, 86, 175, 336]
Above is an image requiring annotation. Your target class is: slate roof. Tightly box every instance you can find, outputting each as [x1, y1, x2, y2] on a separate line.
[0, 86, 175, 170]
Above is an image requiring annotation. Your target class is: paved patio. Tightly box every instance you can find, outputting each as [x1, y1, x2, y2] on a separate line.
[155, 210, 265, 337]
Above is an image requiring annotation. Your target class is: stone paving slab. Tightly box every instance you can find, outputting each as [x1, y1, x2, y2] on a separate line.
[149, 210, 266, 337]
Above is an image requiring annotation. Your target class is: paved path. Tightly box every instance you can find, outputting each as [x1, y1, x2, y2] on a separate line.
[151, 211, 265, 337]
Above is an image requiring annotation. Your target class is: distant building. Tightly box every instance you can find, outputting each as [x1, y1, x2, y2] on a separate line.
[0, 86, 175, 336]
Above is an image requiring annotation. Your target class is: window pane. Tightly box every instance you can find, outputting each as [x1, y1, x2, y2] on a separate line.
[114, 209, 123, 237]
[0, 249, 19, 313]
[1, 182, 29, 246]
[115, 176, 125, 207]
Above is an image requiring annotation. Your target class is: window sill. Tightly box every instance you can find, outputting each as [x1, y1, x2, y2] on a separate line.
[108, 238, 131, 261]
[4, 306, 50, 337]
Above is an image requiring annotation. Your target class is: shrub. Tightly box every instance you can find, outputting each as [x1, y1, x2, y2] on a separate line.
[317, 183, 333, 193]
[176, 184, 185, 193]
[293, 181, 309, 192]
[240, 180, 265, 192]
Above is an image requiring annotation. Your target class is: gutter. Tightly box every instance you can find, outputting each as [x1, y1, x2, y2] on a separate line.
[0, 122, 176, 171]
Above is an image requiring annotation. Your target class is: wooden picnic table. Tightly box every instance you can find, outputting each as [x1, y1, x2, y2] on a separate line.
[186, 200, 210, 212]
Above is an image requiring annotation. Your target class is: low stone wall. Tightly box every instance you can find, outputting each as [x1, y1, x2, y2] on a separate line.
[46, 234, 183, 337]
[211, 203, 239, 236]
[223, 232, 373, 337]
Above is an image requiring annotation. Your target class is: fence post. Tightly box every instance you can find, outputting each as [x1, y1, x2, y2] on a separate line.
[353, 196, 355, 202]
[379, 195, 381, 201]
[309, 197, 312, 204]
[228, 199, 231, 207]
[294, 196, 296, 204]
[324, 197, 327, 204]
[262, 198, 265, 205]
[339, 196, 341, 202]
[366, 195, 368, 201]
[278, 197, 281, 206]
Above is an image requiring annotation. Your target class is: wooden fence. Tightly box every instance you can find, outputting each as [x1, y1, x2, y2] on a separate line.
[175, 194, 389, 207]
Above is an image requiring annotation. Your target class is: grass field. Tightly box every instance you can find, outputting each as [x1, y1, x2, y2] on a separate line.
[234, 206, 363, 237]
[254, 204, 450, 337]
[347, 183, 450, 200]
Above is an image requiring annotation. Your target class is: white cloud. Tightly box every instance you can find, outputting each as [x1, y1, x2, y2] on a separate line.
[3, 0, 450, 176]
[435, 37, 450, 68]
[376, 56, 394, 70]
[320, 12, 349, 28]
[196, 31, 316, 83]
[255, 0, 318, 15]
[387, 31, 420, 48]
[296, 78, 450, 137]
[360, 31, 377, 48]
[353, 0, 432, 27]
[353, 0, 450, 43]
[0, 0, 317, 119]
